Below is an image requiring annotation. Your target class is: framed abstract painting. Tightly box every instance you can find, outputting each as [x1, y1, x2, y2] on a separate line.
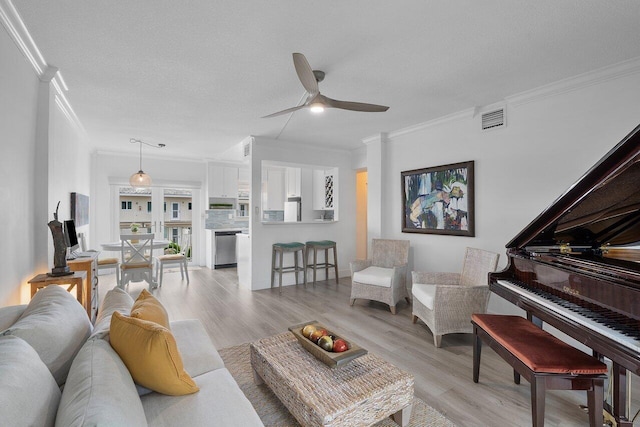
[401, 161, 474, 236]
[70, 192, 89, 227]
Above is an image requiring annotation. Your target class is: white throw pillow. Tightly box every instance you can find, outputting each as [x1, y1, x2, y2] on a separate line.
[4, 285, 92, 385]
[352, 266, 394, 288]
[0, 335, 61, 427]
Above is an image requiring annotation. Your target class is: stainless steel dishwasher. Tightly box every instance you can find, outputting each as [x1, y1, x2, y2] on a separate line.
[214, 231, 240, 268]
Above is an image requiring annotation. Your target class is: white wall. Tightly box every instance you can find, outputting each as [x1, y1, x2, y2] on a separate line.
[249, 137, 356, 290]
[0, 26, 39, 305]
[48, 87, 91, 254]
[376, 67, 640, 316]
[0, 22, 91, 305]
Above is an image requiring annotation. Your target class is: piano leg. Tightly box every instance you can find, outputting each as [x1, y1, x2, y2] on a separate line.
[531, 377, 546, 427]
[610, 363, 632, 427]
[473, 327, 481, 383]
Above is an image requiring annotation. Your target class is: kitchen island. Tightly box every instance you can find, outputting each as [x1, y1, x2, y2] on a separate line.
[236, 233, 251, 290]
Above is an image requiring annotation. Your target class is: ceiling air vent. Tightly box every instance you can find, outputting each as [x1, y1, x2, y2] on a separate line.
[481, 108, 505, 131]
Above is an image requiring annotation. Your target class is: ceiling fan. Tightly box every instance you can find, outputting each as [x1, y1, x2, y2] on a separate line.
[262, 53, 389, 118]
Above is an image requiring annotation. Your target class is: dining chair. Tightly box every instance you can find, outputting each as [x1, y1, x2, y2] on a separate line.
[119, 233, 156, 289]
[154, 243, 190, 287]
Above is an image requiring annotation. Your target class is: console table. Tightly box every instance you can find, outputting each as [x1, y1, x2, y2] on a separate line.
[28, 271, 87, 315]
[67, 251, 99, 322]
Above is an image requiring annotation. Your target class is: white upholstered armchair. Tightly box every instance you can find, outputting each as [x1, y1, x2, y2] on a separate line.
[350, 239, 410, 314]
[411, 247, 499, 347]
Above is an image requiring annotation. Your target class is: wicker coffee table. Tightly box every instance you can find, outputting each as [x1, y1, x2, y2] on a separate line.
[250, 332, 414, 427]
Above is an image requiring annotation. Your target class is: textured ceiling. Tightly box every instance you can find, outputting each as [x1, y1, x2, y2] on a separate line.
[12, 1, 640, 160]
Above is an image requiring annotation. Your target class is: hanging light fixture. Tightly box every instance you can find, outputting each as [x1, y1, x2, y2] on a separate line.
[129, 138, 165, 188]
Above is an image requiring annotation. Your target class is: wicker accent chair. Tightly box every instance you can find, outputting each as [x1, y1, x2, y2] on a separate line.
[411, 247, 499, 347]
[349, 239, 410, 314]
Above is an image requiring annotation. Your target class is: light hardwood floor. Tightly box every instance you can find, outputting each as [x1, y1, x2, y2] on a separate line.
[99, 267, 640, 427]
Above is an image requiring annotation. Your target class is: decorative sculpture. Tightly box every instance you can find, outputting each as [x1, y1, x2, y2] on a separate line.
[48, 201, 72, 276]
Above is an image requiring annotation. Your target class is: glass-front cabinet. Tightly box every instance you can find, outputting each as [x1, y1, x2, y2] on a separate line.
[261, 161, 338, 223]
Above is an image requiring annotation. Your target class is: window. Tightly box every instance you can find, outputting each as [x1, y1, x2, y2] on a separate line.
[172, 228, 179, 243]
[171, 202, 180, 220]
[188, 202, 192, 210]
[121, 201, 132, 210]
[147, 201, 152, 212]
[164, 202, 166, 213]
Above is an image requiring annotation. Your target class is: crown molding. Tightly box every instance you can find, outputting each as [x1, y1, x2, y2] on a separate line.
[361, 132, 389, 145]
[0, 0, 45, 74]
[365, 109, 475, 143]
[0, 0, 85, 134]
[365, 57, 640, 143]
[506, 56, 640, 107]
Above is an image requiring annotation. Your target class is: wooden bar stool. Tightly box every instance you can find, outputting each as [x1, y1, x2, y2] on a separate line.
[305, 240, 338, 286]
[271, 242, 306, 293]
[472, 314, 607, 427]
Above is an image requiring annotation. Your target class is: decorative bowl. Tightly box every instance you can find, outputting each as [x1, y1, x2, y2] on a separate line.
[288, 321, 368, 368]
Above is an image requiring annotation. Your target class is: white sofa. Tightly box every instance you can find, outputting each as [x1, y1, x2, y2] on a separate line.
[0, 285, 263, 426]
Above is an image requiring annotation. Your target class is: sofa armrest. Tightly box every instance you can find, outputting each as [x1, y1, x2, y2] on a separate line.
[411, 271, 460, 286]
[350, 259, 372, 275]
[0, 305, 27, 331]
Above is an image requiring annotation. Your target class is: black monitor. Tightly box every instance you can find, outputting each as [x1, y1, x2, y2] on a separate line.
[64, 219, 79, 253]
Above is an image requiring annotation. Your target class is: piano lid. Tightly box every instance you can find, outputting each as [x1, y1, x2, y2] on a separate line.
[507, 123, 640, 253]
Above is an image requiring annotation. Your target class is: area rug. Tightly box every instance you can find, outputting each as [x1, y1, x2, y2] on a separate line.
[219, 343, 456, 427]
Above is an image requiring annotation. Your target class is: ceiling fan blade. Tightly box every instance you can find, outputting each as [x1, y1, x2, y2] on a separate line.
[322, 96, 389, 112]
[292, 53, 319, 95]
[261, 104, 306, 118]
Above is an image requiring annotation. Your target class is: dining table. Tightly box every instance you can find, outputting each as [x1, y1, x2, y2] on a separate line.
[100, 239, 172, 287]
[100, 239, 171, 253]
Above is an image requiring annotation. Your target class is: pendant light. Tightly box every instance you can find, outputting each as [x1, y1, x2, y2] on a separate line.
[129, 138, 165, 188]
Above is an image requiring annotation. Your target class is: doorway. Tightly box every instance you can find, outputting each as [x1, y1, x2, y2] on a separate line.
[356, 170, 367, 259]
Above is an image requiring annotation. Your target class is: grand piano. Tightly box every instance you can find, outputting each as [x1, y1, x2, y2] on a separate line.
[490, 124, 640, 426]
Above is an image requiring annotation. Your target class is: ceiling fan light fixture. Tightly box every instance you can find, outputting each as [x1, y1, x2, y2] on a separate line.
[310, 103, 325, 113]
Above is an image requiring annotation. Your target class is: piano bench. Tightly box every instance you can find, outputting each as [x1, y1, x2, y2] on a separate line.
[471, 314, 607, 427]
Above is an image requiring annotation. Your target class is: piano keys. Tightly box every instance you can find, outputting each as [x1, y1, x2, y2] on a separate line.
[490, 123, 640, 427]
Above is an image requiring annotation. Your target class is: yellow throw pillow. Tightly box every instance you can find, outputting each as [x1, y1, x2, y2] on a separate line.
[109, 312, 199, 396]
[130, 289, 170, 329]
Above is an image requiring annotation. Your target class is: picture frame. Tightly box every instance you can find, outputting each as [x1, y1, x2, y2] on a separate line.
[401, 160, 474, 236]
[70, 192, 89, 227]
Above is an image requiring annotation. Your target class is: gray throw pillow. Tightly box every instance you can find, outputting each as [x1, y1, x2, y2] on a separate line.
[3, 285, 92, 385]
[56, 338, 148, 426]
[91, 286, 134, 341]
[0, 335, 61, 427]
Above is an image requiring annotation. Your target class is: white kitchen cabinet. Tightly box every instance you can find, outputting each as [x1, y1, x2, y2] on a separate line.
[312, 168, 336, 210]
[265, 168, 285, 210]
[238, 167, 250, 185]
[286, 167, 301, 198]
[312, 169, 325, 210]
[209, 165, 238, 198]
